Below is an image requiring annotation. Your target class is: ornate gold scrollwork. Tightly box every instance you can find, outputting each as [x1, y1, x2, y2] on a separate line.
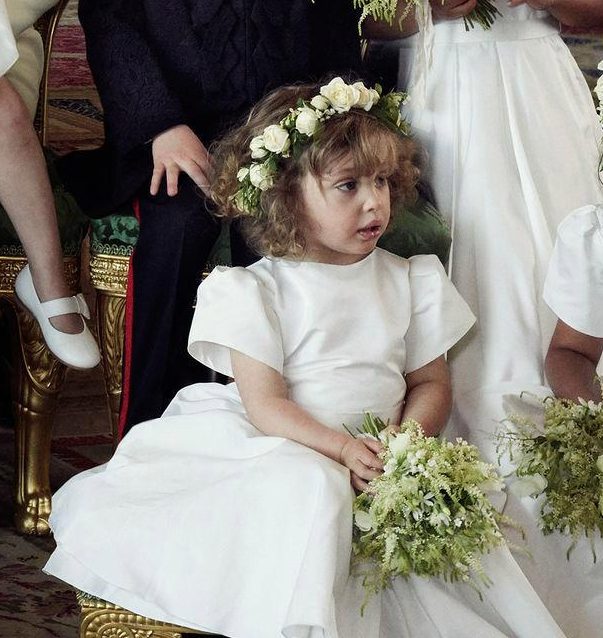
[90, 253, 130, 444]
[0, 256, 80, 535]
[89, 254, 129, 295]
[96, 292, 126, 442]
[77, 592, 209, 637]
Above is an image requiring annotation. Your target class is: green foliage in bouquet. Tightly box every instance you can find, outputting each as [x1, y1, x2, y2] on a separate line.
[349, 415, 508, 600]
[498, 393, 603, 558]
[353, 0, 501, 32]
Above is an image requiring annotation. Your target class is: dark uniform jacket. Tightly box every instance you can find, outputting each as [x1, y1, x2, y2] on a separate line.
[65, 0, 363, 214]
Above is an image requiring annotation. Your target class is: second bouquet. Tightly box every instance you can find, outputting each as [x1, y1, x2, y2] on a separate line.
[350, 415, 509, 599]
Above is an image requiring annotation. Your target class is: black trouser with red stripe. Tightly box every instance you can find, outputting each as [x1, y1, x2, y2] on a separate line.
[118, 177, 255, 438]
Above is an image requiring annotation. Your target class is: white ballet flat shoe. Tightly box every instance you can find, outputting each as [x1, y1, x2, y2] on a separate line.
[14, 265, 101, 370]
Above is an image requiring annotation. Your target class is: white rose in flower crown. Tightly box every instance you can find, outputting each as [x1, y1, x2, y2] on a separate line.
[320, 77, 361, 113]
[295, 107, 320, 136]
[596, 454, 603, 473]
[353, 81, 377, 111]
[250, 136, 268, 159]
[249, 163, 274, 191]
[509, 473, 548, 498]
[237, 167, 250, 182]
[262, 124, 290, 154]
[310, 94, 330, 111]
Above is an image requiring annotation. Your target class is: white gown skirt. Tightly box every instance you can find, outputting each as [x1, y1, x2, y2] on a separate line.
[398, 16, 603, 397]
[45, 383, 565, 638]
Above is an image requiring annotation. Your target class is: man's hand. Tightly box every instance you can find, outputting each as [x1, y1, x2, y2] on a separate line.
[150, 124, 211, 197]
[430, 0, 477, 21]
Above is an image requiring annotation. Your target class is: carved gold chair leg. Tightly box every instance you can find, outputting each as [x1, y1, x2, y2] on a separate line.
[89, 253, 129, 447]
[10, 298, 66, 535]
[77, 592, 209, 638]
[94, 290, 126, 444]
[0, 256, 80, 535]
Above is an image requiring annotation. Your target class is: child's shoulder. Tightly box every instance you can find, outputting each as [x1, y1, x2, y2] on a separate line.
[374, 248, 446, 278]
[200, 260, 277, 299]
[557, 204, 603, 243]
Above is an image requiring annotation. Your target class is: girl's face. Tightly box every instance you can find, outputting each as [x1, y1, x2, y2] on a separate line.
[300, 156, 391, 265]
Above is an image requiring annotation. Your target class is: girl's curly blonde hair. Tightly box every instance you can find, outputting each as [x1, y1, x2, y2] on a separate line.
[211, 82, 422, 259]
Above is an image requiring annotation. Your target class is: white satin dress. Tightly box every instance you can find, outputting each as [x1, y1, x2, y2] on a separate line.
[544, 204, 603, 338]
[398, 7, 603, 635]
[44, 250, 564, 638]
[0, 0, 18, 76]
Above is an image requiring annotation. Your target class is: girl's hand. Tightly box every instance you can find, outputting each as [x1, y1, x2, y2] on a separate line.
[150, 124, 211, 197]
[340, 438, 384, 492]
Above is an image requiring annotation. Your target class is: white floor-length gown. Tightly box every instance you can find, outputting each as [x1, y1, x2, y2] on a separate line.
[44, 250, 564, 638]
[398, 6, 603, 636]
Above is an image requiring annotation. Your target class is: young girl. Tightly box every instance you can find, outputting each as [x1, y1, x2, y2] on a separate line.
[44, 80, 564, 637]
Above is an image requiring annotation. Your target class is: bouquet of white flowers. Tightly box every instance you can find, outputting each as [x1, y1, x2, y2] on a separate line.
[498, 393, 603, 558]
[349, 415, 508, 600]
[353, 0, 501, 31]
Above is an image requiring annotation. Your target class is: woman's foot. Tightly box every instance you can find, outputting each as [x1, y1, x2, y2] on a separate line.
[14, 265, 101, 369]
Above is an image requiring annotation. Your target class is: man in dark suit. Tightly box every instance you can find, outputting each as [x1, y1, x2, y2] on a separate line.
[75, 0, 364, 436]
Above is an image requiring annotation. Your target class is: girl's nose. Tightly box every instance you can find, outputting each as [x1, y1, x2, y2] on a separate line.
[363, 183, 382, 211]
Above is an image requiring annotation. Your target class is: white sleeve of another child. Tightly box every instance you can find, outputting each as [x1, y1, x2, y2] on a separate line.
[543, 204, 603, 338]
[188, 266, 284, 377]
[0, 0, 18, 77]
[404, 255, 475, 373]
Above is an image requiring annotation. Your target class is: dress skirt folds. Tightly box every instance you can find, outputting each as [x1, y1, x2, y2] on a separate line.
[398, 5, 603, 636]
[45, 251, 564, 637]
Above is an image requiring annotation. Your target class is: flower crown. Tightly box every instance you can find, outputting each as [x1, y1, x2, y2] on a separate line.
[232, 77, 410, 215]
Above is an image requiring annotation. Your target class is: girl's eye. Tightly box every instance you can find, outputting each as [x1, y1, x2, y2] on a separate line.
[375, 175, 388, 187]
[336, 180, 357, 192]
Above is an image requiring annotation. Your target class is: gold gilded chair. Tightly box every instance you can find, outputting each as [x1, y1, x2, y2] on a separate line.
[88, 212, 136, 442]
[77, 592, 213, 637]
[0, 0, 83, 535]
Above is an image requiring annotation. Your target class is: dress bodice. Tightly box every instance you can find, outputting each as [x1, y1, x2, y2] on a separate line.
[488, 0, 551, 23]
[428, 0, 558, 45]
[188, 249, 475, 428]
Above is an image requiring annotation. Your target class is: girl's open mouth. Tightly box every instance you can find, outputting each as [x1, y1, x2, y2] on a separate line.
[357, 224, 382, 240]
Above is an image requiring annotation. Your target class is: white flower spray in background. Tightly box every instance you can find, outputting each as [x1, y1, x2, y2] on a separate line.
[497, 389, 603, 560]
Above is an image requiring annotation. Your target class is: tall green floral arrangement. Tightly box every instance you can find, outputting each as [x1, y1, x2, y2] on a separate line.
[349, 415, 509, 600]
[498, 393, 603, 559]
[353, 0, 501, 31]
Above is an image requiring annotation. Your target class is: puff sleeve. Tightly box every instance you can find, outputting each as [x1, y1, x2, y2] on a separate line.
[187, 266, 284, 377]
[404, 255, 475, 373]
[543, 205, 603, 338]
[0, 0, 18, 77]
